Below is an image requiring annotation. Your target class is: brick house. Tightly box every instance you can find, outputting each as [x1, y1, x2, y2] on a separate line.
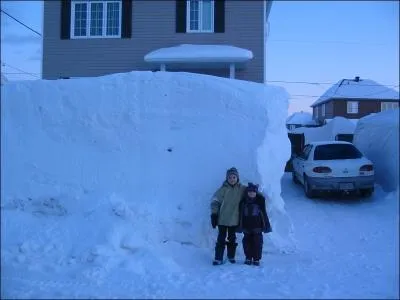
[311, 76, 399, 125]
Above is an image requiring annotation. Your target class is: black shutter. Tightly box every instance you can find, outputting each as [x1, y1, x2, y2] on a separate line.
[60, 0, 71, 39]
[121, 0, 132, 38]
[214, 0, 225, 33]
[176, 0, 187, 33]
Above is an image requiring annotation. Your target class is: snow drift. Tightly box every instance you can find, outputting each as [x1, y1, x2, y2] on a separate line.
[1, 71, 292, 285]
[292, 117, 355, 144]
[353, 109, 399, 192]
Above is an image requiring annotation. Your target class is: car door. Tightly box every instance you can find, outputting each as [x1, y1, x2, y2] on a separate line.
[297, 145, 312, 184]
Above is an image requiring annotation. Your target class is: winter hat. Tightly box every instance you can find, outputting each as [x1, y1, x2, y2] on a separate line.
[226, 167, 239, 180]
[246, 182, 259, 193]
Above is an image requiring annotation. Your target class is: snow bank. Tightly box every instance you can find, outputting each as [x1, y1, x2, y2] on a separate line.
[1, 71, 292, 276]
[286, 111, 314, 125]
[292, 117, 355, 144]
[353, 109, 399, 192]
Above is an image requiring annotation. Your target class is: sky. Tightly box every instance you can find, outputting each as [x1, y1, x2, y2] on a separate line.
[1, 0, 399, 114]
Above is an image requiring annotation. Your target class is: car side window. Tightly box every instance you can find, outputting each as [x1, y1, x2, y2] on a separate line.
[301, 145, 312, 160]
[304, 145, 313, 160]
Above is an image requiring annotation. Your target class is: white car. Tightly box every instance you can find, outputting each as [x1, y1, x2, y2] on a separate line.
[292, 141, 375, 198]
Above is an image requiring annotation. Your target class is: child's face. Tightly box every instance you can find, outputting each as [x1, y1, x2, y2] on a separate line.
[247, 191, 257, 198]
[227, 174, 238, 185]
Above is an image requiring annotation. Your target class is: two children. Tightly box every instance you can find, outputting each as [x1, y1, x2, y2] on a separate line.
[210, 167, 272, 266]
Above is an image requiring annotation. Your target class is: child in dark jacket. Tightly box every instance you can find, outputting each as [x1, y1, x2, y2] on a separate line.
[238, 182, 272, 266]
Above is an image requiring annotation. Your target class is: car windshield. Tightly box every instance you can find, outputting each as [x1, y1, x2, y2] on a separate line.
[314, 144, 363, 160]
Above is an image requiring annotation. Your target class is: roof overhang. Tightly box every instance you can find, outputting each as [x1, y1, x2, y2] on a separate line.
[144, 44, 253, 69]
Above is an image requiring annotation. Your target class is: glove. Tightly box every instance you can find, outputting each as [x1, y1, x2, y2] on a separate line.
[211, 214, 218, 229]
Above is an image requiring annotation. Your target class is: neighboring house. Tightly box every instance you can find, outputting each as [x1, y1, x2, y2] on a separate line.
[311, 76, 400, 125]
[286, 111, 318, 131]
[42, 0, 273, 83]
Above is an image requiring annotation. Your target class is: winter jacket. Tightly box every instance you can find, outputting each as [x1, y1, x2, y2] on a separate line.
[210, 181, 246, 227]
[238, 193, 272, 234]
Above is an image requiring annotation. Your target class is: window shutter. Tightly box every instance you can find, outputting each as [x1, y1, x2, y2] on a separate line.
[60, 0, 71, 39]
[214, 0, 225, 33]
[121, 0, 133, 38]
[176, 0, 187, 33]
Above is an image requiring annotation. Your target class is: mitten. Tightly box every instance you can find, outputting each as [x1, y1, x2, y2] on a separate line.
[211, 214, 218, 228]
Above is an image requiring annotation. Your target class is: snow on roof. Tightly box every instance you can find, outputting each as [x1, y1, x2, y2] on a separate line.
[286, 111, 314, 125]
[144, 44, 253, 63]
[311, 77, 400, 107]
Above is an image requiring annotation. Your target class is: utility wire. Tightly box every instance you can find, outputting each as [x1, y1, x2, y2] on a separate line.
[266, 80, 399, 88]
[1, 9, 42, 37]
[1, 62, 39, 78]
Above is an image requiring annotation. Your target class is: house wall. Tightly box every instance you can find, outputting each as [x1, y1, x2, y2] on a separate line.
[313, 98, 399, 123]
[42, 0, 265, 82]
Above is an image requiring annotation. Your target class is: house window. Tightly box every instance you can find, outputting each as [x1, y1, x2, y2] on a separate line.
[186, 0, 214, 32]
[381, 102, 399, 111]
[322, 104, 326, 116]
[71, 1, 122, 38]
[347, 101, 359, 114]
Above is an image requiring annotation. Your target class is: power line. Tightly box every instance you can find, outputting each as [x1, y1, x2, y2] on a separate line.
[1, 62, 40, 78]
[266, 80, 399, 88]
[1, 9, 42, 37]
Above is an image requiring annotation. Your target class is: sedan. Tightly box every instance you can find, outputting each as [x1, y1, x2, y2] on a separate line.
[292, 141, 374, 198]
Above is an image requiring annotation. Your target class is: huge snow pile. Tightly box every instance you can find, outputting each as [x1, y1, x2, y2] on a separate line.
[292, 116, 355, 143]
[353, 109, 399, 192]
[1, 71, 292, 297]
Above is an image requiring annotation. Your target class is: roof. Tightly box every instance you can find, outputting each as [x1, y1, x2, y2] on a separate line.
[286, 111, 314, 125]
[311, 77, 400, 107]
[144, 44, 253, 64]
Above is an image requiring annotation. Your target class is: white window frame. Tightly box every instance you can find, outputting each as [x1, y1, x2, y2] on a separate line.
[381, 101, 399, 111]
[347, 101, 359, 114]
[71, 0, 122, 39]
[322, 103, 326, 116]
[186, 0, 215, 33]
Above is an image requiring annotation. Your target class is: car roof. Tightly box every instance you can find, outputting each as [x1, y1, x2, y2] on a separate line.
[306, 141, 353, 146]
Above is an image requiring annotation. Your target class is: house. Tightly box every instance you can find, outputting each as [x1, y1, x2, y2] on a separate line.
[286, 111, 318, 131]
[311, 76, 400, 125]
[42, 0, 273, 83]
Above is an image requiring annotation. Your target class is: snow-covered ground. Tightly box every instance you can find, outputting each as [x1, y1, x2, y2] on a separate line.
[1, 72, 398, 299]
[2, 174, 398, 299]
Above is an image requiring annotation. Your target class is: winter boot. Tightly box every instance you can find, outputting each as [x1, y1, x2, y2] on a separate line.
[214, 242, 225, 263]
[244, 258, 252, 265]
[212, 260, 223, 266]
[226, 242, 238, 263]
[253, 260, 260, 266]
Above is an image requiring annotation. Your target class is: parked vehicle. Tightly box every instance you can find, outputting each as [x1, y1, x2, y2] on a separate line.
[292, 141, 374, 198]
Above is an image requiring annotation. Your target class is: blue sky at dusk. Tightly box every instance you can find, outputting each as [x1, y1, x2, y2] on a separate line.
[1, 1, 399, 114]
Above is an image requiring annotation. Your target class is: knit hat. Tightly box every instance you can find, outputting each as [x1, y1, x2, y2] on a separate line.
[246, 182, 259, 193]
[226, 167, 239, 180]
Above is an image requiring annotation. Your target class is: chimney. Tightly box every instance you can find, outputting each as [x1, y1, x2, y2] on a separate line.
[355, 76, 360, 82]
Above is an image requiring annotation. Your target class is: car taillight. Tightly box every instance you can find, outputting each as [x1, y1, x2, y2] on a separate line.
[360, 165, 373, 171]
[313, 166, 332, 173]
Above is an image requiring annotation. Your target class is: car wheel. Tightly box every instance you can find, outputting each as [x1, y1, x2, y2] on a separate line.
[292, 171, 300, 184]
[360, 188, 374, 198]
[303, 175, 315, 198]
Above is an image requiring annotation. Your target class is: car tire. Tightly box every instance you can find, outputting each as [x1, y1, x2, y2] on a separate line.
[360, 188, 374, 198]
[292, 171, 300, 184]
[303, 175, 315, 199]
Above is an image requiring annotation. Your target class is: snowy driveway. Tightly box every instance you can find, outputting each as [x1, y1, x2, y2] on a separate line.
[2, 174, 398, 299]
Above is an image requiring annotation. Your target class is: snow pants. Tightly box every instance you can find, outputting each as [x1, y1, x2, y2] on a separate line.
[242, 232, 263, 261]
[214, 225, 237, 261]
